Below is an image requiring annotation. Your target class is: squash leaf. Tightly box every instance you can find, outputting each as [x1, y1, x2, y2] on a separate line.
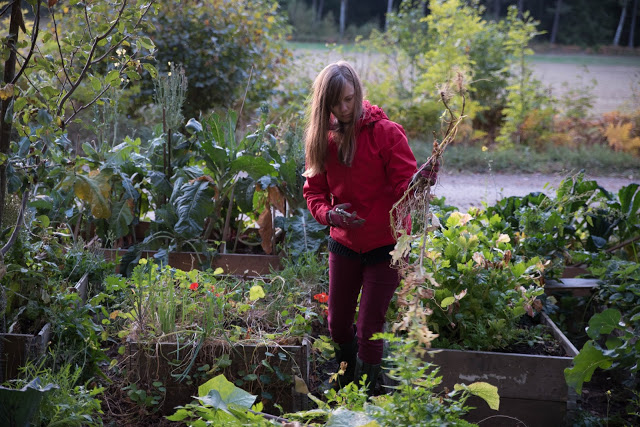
[454, 382, 500, 410]
[564, 341, 613, 394]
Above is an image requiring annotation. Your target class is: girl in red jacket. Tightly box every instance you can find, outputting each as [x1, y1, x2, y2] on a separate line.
[303, 61, 438, 394]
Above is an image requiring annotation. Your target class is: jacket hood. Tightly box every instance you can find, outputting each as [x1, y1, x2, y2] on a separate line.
[359, 100, 388, 127]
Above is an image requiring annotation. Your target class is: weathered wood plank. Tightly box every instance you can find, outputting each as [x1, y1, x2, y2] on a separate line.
[545, 278, 599, 296]
[427, 348, 573, 401]
[464, 396, 570, 426]
[99, 248, 282, 276]
[127, 338, 309, 414]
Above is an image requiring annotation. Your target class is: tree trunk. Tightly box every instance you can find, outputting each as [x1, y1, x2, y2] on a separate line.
[517, 0, 524, 17]
[629, 0, 638, 47]
[550, 0, 562, 44]
[0, 1, 22, 229]
[318, 0, 324, 21]
[339, 0, 347, 41]
[614, 0, 629, 46]
[385, 0, 393, 31]
[312, 0, 318, 23]
[493, 0, 501, 20]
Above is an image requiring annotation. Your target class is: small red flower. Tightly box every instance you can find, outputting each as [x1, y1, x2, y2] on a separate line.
[313, 292, 329, 303]
[189, 282, 199, 291]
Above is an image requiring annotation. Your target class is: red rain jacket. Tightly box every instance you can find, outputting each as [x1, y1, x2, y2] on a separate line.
[303, 101, 417, 253]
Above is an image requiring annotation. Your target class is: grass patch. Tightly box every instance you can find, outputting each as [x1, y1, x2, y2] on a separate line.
[530, 54, 640, 67]
[410, 140, 640, 178]
[289, 42, 640, 66]
[287, 41, 361, 52]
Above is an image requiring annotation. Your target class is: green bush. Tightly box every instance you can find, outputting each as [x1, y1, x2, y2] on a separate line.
[147, 0, 292, 118]
[362, 1, 440, 138]
[363, 0, 508, 138]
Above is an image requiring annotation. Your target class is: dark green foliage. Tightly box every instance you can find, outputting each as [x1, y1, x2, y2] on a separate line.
[5, 364, 104, 426]
[0, 378, 58, 427]
[147, 0, 291, 118]
[276, 208, 327, 259]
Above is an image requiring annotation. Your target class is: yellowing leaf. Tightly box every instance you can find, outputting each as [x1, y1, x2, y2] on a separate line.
[455, 382, 500, 410]
[213, 267, 224, 275]
[249, 284, 265, 301]
[109, 310, 120, 320]
[294, 375, 309, 394]
[496, 234, 510, 244]
[0, 84, 14, 100]
[74, 171, 112, 219]
[440, 296, 455, 308]
[390, 231, 414, 263]
[446, 211, 472, 228]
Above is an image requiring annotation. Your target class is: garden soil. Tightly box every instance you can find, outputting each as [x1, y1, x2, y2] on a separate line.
[435, 172, 637, 211]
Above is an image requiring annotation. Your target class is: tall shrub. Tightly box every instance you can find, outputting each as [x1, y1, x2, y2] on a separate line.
[496, 7, 554, 148]
[362, 0, 439, 139]
[364, 0, 505, 140]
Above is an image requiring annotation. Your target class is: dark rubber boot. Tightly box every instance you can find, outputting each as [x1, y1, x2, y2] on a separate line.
[354, 357, 381, 396]
[334, 335, 358, 389]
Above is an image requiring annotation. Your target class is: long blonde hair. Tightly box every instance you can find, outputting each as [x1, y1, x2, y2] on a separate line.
[303, 61, 364, 178]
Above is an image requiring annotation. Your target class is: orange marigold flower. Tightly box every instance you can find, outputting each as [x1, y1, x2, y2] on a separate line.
[313, 292, 329, 303]
[189, 282, 199, 291]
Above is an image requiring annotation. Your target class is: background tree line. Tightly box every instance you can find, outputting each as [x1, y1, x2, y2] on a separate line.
[280, 0, 640, 48]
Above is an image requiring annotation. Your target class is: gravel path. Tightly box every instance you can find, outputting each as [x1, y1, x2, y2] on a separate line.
[531, 61, 639, 115]
[435, 172, 638, 211]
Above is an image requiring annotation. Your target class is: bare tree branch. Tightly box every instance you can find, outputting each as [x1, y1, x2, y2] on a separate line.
[64, 84, 111, 125]
[0, 188, 29, 257]
[90, 1, 155, 66]
[55, 0, 129, 116]
[12, 0, 41, 84]
[0, 1, 18, 20]
[84, 2, 94, 40]
[50, 6, 73, 90]
[56, 1, 155, 118]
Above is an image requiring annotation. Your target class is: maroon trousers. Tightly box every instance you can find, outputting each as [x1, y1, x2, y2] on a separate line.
[327, 251, 400, 365]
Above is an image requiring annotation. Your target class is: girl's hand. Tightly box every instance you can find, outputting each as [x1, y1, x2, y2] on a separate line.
[410, 158, 440, 187]
[327, 203, 366, 229]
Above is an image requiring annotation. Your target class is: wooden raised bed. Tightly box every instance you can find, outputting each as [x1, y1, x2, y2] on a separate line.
[545, 278, 599, 297]
[74, 272, 90, 304]
[99, 248, 281, 276]
[0, 323, 51, 383]
[424, 313, 578, 426]
[0, 274, 89, 383]
[126, 338, 310, 415]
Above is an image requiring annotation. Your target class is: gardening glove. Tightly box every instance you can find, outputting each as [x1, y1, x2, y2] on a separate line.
[326, 203, 365, 229]
[410, 157, 440, 187]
